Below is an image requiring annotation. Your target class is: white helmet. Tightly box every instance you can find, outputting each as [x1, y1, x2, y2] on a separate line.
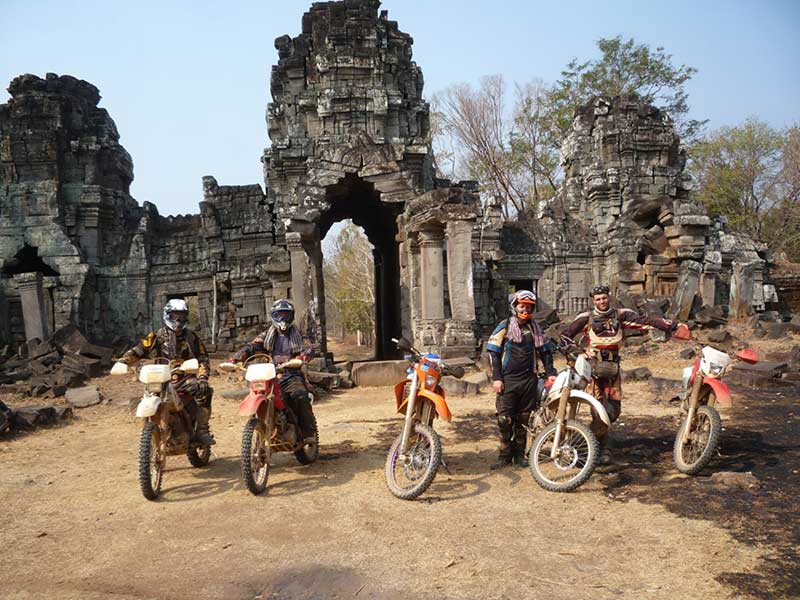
[510, 290, 537, 310]
[163, 299, 189, 332]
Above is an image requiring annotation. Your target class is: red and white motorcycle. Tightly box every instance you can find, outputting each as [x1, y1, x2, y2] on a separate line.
[673, 346, 757, 474]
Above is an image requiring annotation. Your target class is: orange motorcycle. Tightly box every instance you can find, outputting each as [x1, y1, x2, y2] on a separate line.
[384, 337, 464, 500]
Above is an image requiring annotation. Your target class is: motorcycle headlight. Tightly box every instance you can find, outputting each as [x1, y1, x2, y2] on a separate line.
[707, 363, 726, 378]
[145, 383, 163, 394]
[425, 374, 439, 390]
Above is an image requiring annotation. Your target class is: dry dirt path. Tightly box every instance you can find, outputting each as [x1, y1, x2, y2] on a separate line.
[2, 342, 798, 599]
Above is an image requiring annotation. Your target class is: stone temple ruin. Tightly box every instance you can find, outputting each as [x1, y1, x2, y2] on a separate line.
[0, 0, 796, 362]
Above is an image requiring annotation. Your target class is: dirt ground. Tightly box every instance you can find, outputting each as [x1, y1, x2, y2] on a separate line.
[2, 337, 799, 600]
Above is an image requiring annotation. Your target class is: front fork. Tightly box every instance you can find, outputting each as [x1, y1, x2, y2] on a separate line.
[681, 372, 704, 445]
[551, 369, 573, 458]
[399, 374, 420, 458]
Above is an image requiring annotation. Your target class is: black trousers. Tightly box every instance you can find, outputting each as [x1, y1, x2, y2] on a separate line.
[280, 377, 315, 438]
[495, 376, 539, 458]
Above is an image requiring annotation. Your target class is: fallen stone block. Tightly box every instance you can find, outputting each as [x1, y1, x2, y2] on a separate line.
[306, 370, 340, 390]
[647, 377, 683, 397]
[622, 367, 652, 382]
[26, 339, 58, 360]
[707, 330, 732, 344]
[440, 376, 479, 396]
[221, 388, 250, 400]
[679, 347, 697, 360]
[61, 353, 102, 378]
[351, 360, 409, 387]
[76, 343, 114, 367]
[65, 386, 102, 408]
[51, 324, 89, 354]
[463, 371, 489, 388]
[532, 308, 560, 327]
[441, 356, 477, 369]
[709, 471, 761, 490]
[694, 305, 726, 327]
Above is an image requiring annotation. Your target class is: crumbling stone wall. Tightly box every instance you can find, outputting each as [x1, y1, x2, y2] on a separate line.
[0, 74, 290, 350]
[0, 3, 788, 359]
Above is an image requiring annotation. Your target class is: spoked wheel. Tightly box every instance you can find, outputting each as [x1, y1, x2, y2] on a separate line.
[384, 422, 442, 500]
[241, 417, 271, 495]
[673, 405, 721, 475]
[139, 421, 164, 500]
[187, 443, 211, 467]
[294, 413, 320, 465]
[530, 419, 599, 492]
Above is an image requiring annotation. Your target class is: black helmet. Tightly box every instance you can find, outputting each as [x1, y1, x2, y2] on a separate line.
[271, 299, 295, 333]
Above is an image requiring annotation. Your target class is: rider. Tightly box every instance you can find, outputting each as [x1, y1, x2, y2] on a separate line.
[560, 284, 678, 463]
[114, 299, 215, 446]
[486, 290, 557, 470]
[230, 299, 316, 444]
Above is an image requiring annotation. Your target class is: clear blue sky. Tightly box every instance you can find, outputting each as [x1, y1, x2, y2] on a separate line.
[2, 0, 799, 218]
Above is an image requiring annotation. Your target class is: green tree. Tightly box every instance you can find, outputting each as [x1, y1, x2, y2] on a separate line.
[323, 222, 375, 339]
[690, 119, 800, 260]
[548, 35, 705, 142]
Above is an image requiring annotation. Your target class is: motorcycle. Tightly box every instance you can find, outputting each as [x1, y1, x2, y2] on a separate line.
[219, 353, 319, 495]
[111, 358, 212, 500]
[384, 337, 464, 500]
[526, 351, 611, 492]
[673, 346, 757, 474]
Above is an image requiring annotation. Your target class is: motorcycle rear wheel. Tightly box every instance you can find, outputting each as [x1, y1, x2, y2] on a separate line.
[294, 413, 319, 465]
[530, 419, 598, 493]
[241, 417, 271, 495]
[384, 422, 442, 500]
[138, 421, 164, 500]
[673, 405, 721, 475]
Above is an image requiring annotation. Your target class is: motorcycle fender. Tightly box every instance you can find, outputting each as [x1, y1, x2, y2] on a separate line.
[136, 393, 162, 418]
[704, 379, 732, 408]
[394, 381, 408, 413]
[418, 388, 452, 422]
[566, 390, 611, 426]
[239, 391, 267, 417]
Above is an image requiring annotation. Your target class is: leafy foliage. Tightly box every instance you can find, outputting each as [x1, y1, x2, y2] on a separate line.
[432, 36, 703, 219]
[690, 119, 800, 260]
[323, 222, 375, 337]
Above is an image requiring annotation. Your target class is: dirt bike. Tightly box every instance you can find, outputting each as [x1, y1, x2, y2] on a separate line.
[219, 353, 319, 495]
[673, 345, 757, 474]
[526, 352, 611, 492]
[111, 358, 212, 500]
[384, 337, 464, 500]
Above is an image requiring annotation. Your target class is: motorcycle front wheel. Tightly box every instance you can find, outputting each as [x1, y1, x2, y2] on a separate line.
[138, 421, 164, 500]
[384, 422, 442, 500]
[241, 417, 271, 495]
[530, 419, 599, 492]
[673, 405, 721, 475]
[187, 443, 211, 468]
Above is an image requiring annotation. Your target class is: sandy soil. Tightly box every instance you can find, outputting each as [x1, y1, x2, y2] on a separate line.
[1, 336, 798, 600]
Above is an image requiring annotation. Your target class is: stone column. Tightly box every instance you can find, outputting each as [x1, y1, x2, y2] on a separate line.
[287, 232, 312, 327]
[729, 261, 755, 321]
[668, 260, 701, 320]
[418, 228, 445, 320]
[13, 272, 50, 341]
[446, 220, 476, 321]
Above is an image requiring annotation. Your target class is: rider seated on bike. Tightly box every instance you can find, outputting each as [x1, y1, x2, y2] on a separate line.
[560, 284, 678, 463]
[113, 299, 215, 446]
[229, 299, 316, 444]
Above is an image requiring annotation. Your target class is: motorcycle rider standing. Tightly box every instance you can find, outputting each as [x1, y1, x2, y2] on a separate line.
[230, 299, 316, 444]
[114, 299, 215, 446]
[560, 285, 678, 463]
[486, 290, 557, 470]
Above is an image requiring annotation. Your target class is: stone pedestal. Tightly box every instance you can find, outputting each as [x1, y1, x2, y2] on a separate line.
[446, 220, 476, 321]
[419, 228, 445, 320]
[13, 272, 51, 341]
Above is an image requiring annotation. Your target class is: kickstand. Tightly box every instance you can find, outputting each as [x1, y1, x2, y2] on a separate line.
[440, 456, 452, 475]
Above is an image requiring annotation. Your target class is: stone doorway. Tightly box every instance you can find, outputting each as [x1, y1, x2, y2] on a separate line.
[316, 174, 403, 361]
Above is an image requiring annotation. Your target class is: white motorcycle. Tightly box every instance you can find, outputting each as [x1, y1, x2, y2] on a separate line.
[527, 353, 611, 492]
[112, 358, 212, 500]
